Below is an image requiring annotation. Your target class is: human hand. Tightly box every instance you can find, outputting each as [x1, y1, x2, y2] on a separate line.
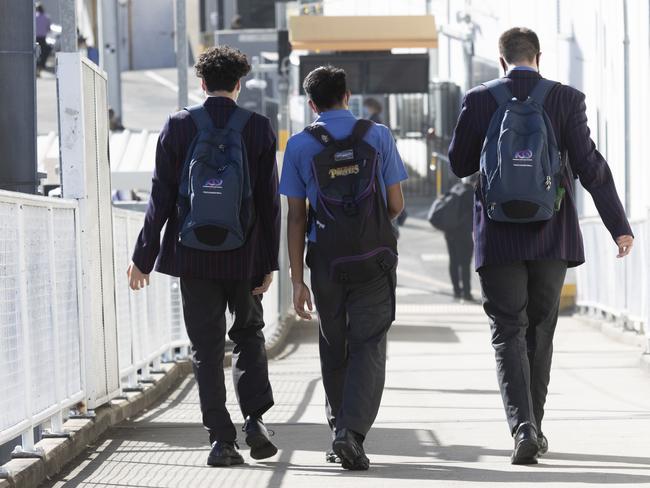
[252, 273, 274, 296]
[616, 235, 634, 258]
[127, 262, 150, 290]
[292, 281, 313, 320]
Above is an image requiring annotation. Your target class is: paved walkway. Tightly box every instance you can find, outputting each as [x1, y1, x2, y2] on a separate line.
[44, 216, 650, 487]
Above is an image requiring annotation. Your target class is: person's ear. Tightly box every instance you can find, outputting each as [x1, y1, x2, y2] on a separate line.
[344, 90, 351, 107]
[499, 57, 508, 75]
[235, 79, 242, 92]
[201, 78, 207, 93]
[308, 99, 319, 115]
[535, 52, 541, 71]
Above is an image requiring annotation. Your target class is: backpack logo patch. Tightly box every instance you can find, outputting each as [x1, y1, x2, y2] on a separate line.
[513, 149, 534, 167]
[334, 149, 354, 162]
[202, 178, 224, 194]
[329, 164, 360, 179]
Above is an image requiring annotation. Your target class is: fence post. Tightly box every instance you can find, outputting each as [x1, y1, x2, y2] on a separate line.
[15, 204, 36, 455]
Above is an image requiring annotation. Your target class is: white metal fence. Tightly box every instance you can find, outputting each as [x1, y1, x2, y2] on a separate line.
[112, 208, 188, 387]
[576, 211, 650, 352]
[0, 193, 193, 452]
[0, 191, 84, 450]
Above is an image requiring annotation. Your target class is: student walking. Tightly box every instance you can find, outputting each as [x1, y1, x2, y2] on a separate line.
[128, 46, 281, 467]
[444, 178, 475, 300]
[35, 3, 52, 75]
[280, 66, 407, 470]
[449, 27, 633, 464]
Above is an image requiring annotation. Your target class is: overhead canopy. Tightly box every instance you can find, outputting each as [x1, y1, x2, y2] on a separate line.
[289, 15, 437, 51]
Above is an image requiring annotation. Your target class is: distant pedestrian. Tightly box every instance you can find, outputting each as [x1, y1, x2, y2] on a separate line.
[363, 97, 384, 125]
[449, 27, 633, 465]
[35, 3, 52, 75]
[442, 177, 475, 301]
[280, 66, 407, 470]
[128, 46, 281, 467]
[364, 97, 408, 228]
[230, 14, 243, 29]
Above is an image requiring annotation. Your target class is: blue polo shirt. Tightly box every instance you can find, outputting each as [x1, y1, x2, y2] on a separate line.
[279, 109, 408, 242]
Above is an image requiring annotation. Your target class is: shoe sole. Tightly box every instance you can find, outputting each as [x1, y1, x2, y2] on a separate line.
[246, 432, 278, 460]
[511, 438, 539, 465]
[207, 455, 244, 467]
[332, 440, 369, 471]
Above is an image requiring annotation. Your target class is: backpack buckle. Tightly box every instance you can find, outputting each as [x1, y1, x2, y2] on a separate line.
[378, 258, 391, 272]
[339, 271, 350, 283]
[342, 196, 358, 216]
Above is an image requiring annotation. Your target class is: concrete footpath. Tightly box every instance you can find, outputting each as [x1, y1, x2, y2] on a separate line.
[43, 215, 650, 487]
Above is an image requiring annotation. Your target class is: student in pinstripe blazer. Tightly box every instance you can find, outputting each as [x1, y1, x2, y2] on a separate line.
[127, 46, 280, 467]
[449, 27, 633, 465]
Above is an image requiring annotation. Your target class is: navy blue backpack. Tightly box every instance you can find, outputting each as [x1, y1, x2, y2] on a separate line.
[177, 105, 255, 251]
[480, 78, 565, 223]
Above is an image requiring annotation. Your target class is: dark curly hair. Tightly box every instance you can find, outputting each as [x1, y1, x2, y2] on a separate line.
[303, 65, 348, 111]
[195, 45, 251, 93]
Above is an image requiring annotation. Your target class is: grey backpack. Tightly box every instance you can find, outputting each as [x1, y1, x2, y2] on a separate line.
[480, 78, 564, 223]
[177, 105, 255, 251]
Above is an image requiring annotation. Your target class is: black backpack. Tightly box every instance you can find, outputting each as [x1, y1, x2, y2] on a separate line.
[306, 120, 397, 284]
[428, 182, 470, 232]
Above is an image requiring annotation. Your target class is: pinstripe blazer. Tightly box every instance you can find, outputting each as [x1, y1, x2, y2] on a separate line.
[448, 70, 632, 270]
[131, 96, 280, 281]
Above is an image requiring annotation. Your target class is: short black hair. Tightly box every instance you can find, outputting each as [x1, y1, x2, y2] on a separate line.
[303, 65, 348, 111]
[498, 27, 540, 64]
[195, 45, 251, 92]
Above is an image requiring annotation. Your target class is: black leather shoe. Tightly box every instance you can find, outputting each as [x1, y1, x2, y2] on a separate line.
[207, 441, 244, 467]
[332, 428, 370, 470]
[511, 422, 539, 465]
[538, 432, 548, 456]
[244, 416, 278, 460]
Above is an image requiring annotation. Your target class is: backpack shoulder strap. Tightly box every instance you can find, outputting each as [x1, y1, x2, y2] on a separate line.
[482, 78, 514, 106]
[528, 78, 560, 106]
[351, 119, 374, 142]
[185, 104, 214, 131]
[305, 124, 336, 147]
[225, 106, 253, 133]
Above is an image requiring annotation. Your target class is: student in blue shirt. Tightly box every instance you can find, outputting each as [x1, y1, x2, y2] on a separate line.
[280, 66, 408, 471]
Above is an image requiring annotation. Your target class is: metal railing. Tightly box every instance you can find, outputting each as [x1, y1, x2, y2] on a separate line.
[0, 191, 84, 451]
[0, 196, 193, 454]
[112, 208, 189, 387]
[576, 210, 650, 352]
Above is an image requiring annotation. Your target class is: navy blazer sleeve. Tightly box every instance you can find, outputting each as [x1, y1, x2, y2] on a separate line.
[254, 119, 281, 273]
[448, 92, 483, 178]
[564, 91, 633, 240]
[132, 116, 178, 274]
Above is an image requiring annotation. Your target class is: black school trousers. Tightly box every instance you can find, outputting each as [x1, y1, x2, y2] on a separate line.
[180, 277, 274, 443]
[308, 245, 396, 438]
[478, 260, 567, 435]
